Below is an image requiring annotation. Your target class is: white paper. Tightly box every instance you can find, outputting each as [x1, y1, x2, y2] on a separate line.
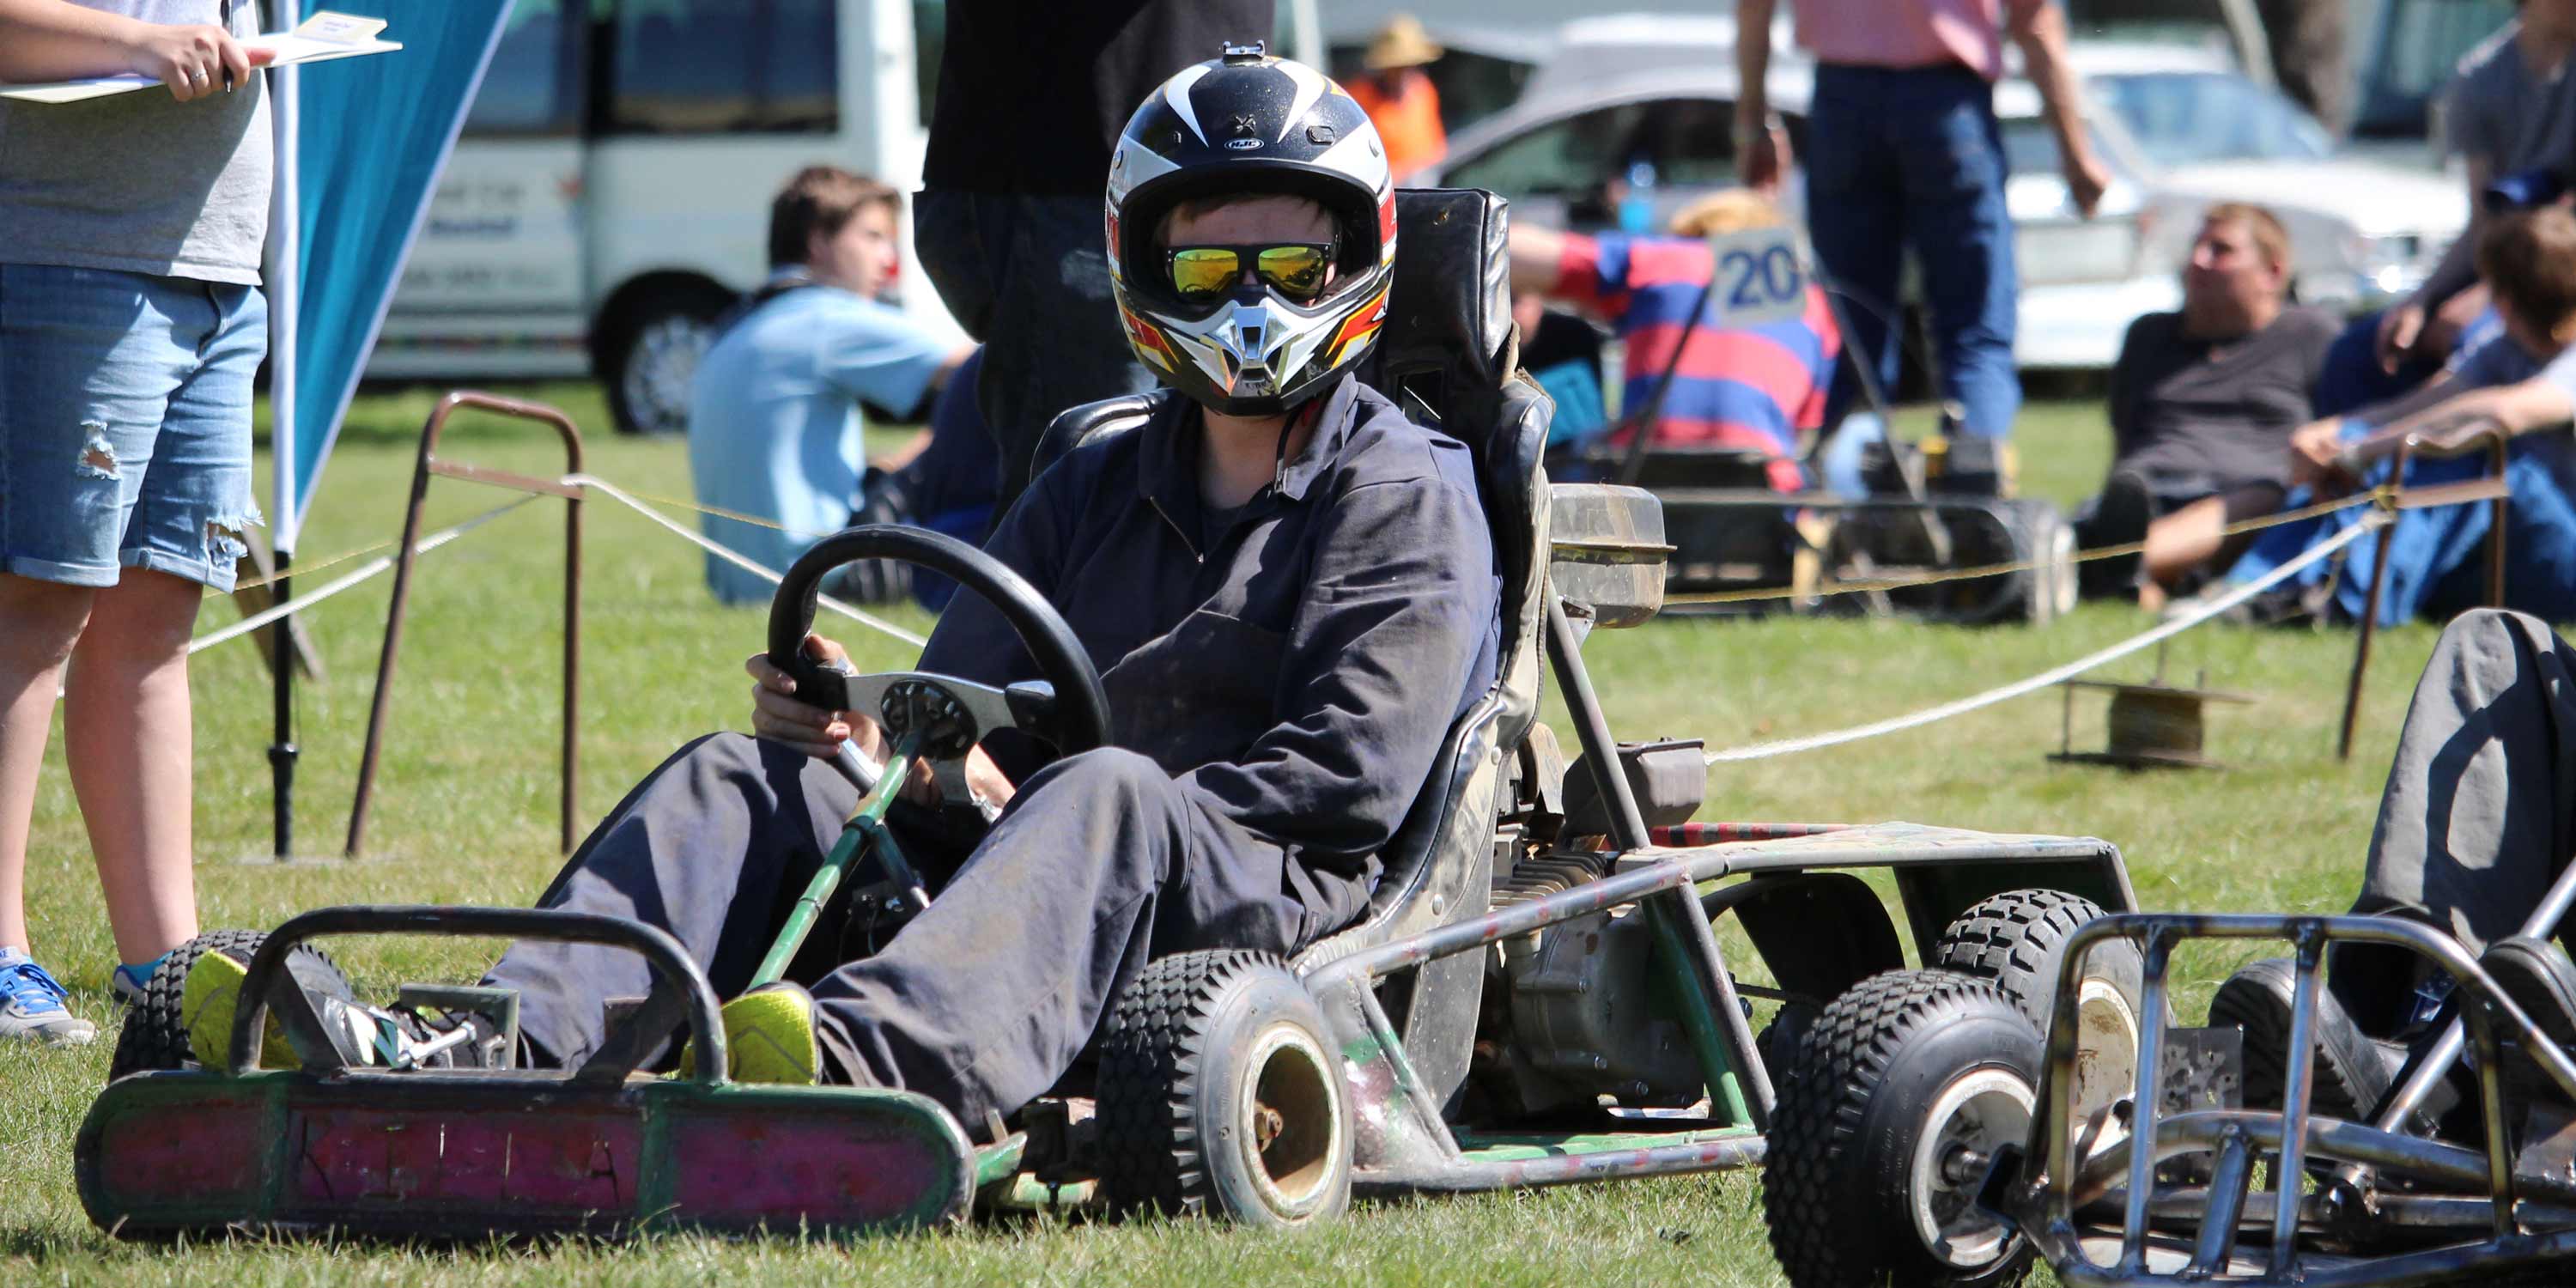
[1702, 225, 1813, 329]
[0, 11, 399, 105]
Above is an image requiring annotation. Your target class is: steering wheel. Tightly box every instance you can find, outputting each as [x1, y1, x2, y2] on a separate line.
[767, 526, 1113, 813]
[768, 526, 1113, 807]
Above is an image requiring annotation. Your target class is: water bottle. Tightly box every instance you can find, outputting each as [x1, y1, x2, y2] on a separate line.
[1619, 159, 1657, 235]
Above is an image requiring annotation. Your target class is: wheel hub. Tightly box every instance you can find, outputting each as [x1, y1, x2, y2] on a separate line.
[1237, 1022, 1344, 1220]
[1909, 1066, 2037, 1269]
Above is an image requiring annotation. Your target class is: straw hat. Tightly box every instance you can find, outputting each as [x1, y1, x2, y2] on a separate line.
[1364, 15, 1443, 71]
[1668, 190, 1784, 239]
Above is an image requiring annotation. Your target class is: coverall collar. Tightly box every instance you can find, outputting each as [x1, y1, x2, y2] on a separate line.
[1138, 375, 1364, 539]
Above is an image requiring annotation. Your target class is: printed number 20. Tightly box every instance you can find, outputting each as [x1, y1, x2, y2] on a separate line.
[1720, 246, 1802, 311]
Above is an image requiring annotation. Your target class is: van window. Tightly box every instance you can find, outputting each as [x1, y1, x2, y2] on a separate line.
[465, 0, 584, 136]
[605, 0, 840, 135]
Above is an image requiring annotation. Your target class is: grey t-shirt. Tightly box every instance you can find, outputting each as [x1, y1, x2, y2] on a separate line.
[2445, 21, 2576, 177]
[0, 0, 271, 284]
[2108, 307, 2339, 493]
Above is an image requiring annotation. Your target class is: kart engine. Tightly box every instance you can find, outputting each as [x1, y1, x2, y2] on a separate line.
[1479, 726, 1710, 1115]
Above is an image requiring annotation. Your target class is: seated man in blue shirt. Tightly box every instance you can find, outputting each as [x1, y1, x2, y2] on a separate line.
[686, 166, 973, 605]
[182, 52, 1501, 1138]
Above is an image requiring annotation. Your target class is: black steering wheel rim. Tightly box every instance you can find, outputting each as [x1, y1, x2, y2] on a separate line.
[765, 525, 1113, 756]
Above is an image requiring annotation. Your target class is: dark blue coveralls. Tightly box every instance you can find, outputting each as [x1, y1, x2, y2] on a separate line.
[483, 375, 1501, 1127]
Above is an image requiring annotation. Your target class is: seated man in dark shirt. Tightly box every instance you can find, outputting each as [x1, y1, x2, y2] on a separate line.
[2075, 204, 2336, 599]
[183, 52, 1501, 1133]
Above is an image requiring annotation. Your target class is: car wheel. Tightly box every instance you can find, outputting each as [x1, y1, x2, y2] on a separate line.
[603, 283, 732, 436]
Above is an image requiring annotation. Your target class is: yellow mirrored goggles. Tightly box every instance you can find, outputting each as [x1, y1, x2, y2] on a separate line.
[1164, 242, 1336, 305]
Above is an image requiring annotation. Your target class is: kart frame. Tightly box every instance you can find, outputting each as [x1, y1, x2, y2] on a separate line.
[1989, 910, 2576, 1287]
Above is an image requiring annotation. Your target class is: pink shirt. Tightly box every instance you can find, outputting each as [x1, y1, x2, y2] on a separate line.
[1790, 0, 2046, 81]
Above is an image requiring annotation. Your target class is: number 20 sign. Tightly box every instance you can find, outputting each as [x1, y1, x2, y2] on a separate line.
[1703, 225, 1809, 328]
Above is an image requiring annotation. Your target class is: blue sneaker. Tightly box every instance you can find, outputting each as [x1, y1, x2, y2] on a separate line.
[0, 948, 97, 1047]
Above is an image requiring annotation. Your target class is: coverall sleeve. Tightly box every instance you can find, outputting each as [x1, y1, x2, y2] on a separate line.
[1182, 467, 1498, 866]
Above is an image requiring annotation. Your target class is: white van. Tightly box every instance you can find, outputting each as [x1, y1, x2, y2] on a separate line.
[373, 0, 1318, 436]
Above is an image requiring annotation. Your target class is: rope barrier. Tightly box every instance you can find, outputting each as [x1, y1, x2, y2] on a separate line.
[216, 537, 401, 598]
[563, 473, 929, 650]
[1699, 513, 2388, 764]
[189, 498, 538, 654]
[1662, 486, 2389, 608]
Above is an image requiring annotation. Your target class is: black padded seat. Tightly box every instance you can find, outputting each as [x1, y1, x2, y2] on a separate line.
[2486, 935, 2576, 1048]
[1030, 190, 1552, 1108]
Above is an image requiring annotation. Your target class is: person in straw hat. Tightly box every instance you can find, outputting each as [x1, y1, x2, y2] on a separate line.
[1348, 14, 1448, 182]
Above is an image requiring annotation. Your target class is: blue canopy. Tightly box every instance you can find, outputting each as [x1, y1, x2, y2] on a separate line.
[270, 0, 512, 551]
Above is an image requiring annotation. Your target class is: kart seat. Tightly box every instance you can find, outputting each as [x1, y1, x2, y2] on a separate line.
[1032, 189, 1550, 1109]
[2486, 935, 2576, 1048]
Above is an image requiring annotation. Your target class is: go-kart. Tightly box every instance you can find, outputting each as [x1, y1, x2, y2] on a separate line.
[80, 191, 2144, 1282]
[1941, 851, 2576, 1286]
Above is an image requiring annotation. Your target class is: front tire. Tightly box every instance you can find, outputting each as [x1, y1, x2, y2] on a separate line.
[108, 929, 348, 1079]
[1097, 950, 1353, 1228]
[1765, 969, 2042, 1288]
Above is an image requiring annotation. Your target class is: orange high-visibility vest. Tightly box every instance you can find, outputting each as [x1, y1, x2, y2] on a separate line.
[1349, 70, 1447, 181]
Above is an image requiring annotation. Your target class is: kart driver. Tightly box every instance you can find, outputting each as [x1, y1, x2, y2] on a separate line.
[184, 49, 1501, 1135]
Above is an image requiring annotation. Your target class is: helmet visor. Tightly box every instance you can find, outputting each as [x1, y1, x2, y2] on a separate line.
[1166, 242, 1337, 307]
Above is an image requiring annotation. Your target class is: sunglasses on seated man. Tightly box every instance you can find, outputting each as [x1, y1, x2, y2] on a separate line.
[1166, 241, 1339, 305]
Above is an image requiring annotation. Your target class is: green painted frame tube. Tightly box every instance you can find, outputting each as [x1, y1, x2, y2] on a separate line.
[750, 731, 923, 988]
[1643, 892, 1754, 1129]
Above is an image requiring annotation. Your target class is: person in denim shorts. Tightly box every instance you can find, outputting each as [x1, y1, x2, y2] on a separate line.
[0, 0, 275, 1046]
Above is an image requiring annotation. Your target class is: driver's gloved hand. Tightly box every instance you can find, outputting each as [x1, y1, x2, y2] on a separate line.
[826, 468, 915, 605]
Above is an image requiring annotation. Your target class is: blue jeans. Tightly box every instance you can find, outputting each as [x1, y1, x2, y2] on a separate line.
[2227, 443, 2576, 627]
[914, 191, 1156, 514]
[0, 264, 264, 591]
[1806, 64, 2020, 439]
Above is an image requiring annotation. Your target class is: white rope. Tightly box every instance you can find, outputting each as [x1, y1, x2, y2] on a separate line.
[1702, 513, 2390, 763]
[189, 498, 538, 655]
[562, 473, 929, 650]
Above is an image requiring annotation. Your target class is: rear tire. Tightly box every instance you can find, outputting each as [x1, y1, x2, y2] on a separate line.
[108, 929, 347, 1079]
[1765, 969, 2041, 1288]
[1097, 950, 1352, 1228]
[1934, 889, 2147, 1133]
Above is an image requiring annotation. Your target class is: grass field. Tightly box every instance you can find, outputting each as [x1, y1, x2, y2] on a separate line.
[1, 383, 2448, 1285]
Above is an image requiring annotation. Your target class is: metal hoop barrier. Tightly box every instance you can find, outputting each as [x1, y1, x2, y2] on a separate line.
[2337, 423, 2512, 761]
[346, 391, 586, 857]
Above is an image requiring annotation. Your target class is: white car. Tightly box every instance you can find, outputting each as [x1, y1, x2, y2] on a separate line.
[1421, 17, 2175, 372]
[1421, 18, 2472, 370]
[2074, 41, 2467, 313]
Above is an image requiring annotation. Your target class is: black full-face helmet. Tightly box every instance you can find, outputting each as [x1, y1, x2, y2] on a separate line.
[1106, 44, 1396, 417]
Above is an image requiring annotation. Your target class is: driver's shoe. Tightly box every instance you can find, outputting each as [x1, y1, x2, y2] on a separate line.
[182, 948, 504, 1072]
[2208, 957, 2401, 1124]
[683, 981, 823, 1085]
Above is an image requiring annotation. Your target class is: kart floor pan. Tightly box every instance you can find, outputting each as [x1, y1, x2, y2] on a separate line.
[79, 1067, 975, 1240]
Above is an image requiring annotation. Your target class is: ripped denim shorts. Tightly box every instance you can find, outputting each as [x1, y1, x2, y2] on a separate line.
[0, 263, 264, 592]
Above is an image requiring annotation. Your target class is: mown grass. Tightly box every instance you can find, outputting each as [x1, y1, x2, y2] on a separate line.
[0, 382, 2445, 1285]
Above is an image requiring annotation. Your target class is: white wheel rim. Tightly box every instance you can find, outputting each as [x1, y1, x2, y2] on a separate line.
[2069, 977, 2142, 1134]
[2050, 523, 2080, 617]
[1236, 1021, 1346, 1220]
[625, 315, 710, 432]
[1908, 1066, 2037, 1268]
